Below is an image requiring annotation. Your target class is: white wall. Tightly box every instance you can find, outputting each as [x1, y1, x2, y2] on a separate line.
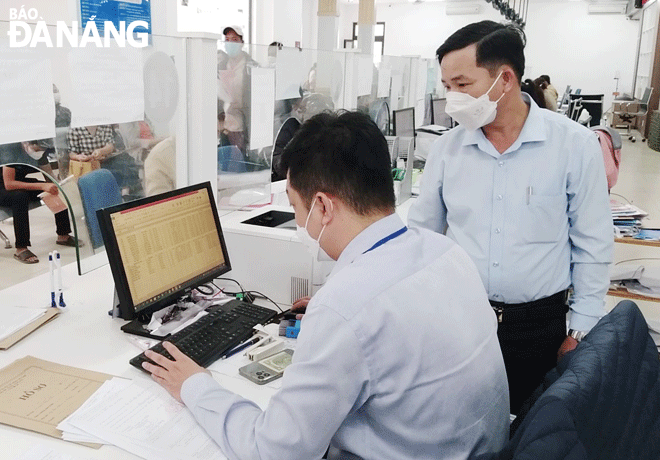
[338, 1, 639, 112]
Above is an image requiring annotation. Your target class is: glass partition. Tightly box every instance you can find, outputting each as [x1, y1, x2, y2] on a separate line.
[214, 41, 427, 210]
[0, 22, 185, 277]
[0, 21, 429, 290]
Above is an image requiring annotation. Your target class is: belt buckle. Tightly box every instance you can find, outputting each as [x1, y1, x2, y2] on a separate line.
[493, 306, 503, 323]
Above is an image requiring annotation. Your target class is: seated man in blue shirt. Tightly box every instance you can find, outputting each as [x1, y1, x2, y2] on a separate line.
[143, 111, 509, 460]
[408, 21, 613, 415]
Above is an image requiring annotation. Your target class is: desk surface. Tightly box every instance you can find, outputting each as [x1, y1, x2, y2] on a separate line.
[0, 262, 277, 460]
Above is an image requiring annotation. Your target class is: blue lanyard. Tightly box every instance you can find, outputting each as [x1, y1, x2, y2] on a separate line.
[363, 226, 408, 254]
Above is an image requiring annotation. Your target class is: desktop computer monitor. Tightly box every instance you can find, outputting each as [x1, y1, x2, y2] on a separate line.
[97, 182, 232, 323]
[431, 98, 452, 128]
[392, 107, 415, 139]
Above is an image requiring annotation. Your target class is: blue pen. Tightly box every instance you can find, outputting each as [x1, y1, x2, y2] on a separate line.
[48, 252, 57, 308]
[55, 251, 66, 307]
[223, 336, 260, 360]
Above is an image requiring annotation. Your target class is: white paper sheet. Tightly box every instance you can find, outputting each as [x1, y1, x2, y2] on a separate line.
[250, 68, 276, 150]
[60, 378, 226, 460]
[68, 47, 144, 127]
[12, 444, 95, 460]
[357, 55, 374, 97]
[377, 65, 392, 98]
[0, 49, 55, 144]
[275, 48, 306, 101]
[0, 307, 46, 342]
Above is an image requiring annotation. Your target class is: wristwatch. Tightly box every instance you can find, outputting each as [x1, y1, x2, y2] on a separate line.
[567, 329, 588, 342]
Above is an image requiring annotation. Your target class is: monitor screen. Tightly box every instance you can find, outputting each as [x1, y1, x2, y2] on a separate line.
[97, 182, 231, 321]
[392, 107, 415, 139]
[431, 98, 452, 128]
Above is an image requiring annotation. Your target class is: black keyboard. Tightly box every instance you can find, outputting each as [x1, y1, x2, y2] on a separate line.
[129, 300, 278, 373]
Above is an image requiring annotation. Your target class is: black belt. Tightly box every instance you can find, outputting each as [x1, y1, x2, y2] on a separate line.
[490, 290, 569, 323]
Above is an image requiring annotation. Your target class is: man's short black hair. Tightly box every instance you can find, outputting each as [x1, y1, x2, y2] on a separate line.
[539, 74, 551, 84]
[281, 111, 395, 216]
[436, 20, 526, 84]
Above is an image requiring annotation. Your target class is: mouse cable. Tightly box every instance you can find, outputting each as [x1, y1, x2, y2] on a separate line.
[246, 290, 284, 313]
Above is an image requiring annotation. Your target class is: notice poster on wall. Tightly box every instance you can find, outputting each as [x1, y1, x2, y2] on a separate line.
[250, 68, 276, 150]
[68, 47, 144, 127]
[0, 50, 55, 144]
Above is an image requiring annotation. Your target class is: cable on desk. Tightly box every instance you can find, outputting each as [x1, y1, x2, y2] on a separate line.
[213, 278, 255, 303]
[610, 193, 631, 204]
[615, 257, 660, 265]
[246, 290, 284, 313]
[195, 284, 215, 296]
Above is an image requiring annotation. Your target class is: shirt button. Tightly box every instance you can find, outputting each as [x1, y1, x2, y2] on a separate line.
[493, 262, 499, 267]
[495, 228, 501, 234]
[496, 194, 503, 201]
[493, 294, 500, 298]
[498, 161, 504, 167]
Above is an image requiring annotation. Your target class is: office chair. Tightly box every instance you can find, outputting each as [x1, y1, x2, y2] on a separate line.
[0, 201, 43, 249]
[217, 145, 247, 173]
[384, 136, 399, 167]
[496, 300, 660, 460]
[77, 169, 123, 250]
[569, 98, 584, 122]
[613, 87, 653, 142]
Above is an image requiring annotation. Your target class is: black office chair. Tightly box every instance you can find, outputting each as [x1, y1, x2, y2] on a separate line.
[496, 300, 660, 460]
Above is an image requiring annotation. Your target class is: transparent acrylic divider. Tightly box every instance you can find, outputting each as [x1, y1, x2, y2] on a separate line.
[0, 23, 187, 277]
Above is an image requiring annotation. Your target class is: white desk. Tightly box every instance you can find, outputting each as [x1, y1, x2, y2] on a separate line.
[0, 262, 277, 460]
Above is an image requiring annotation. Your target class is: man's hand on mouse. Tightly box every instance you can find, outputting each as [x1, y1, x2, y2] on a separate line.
[291, 296, 310, 319]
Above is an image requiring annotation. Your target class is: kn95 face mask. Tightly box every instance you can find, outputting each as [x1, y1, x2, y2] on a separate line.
[445, 72, 504, 131]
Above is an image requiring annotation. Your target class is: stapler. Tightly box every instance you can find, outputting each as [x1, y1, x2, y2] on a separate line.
[243, 332, 287, 361]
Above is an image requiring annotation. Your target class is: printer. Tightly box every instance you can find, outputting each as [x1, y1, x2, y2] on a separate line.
[220, 205, 335, 307]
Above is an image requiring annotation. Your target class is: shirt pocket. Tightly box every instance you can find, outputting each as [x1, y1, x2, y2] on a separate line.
[521, 194, 567, 243]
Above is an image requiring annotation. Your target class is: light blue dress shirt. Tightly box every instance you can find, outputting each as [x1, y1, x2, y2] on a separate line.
[182, 213, 509, 460]
[408, 93, 613, 331]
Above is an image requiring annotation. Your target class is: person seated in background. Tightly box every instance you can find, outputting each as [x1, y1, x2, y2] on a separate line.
[271, 93, 334, 181]
[535, 76, 558, 111]
[66, 124, 115, 177]
[142, 111, 509, 460]
[521, 78, 546, 109]
[0, 160, 79, 264]
[144, 136, 175, 196]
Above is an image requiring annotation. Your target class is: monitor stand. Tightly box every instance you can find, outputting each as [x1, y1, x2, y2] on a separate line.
[118, 291, 198, 340]
[112, 287, 173, 340]
[121, 318, 170, 340]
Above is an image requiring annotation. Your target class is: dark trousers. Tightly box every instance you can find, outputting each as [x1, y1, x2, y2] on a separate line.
[0, 179, 71, 248]
[491, 291, 568, 416]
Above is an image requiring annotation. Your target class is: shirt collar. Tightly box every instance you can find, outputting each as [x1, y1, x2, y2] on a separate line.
[461, 92, 547, 154]
[329, 213, 406, 277]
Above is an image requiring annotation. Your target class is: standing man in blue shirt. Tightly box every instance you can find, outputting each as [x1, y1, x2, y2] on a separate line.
[408, 21, 613, 415]
[143, 111, 509, 459]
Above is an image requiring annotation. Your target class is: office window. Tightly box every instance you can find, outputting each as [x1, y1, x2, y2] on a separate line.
[351, 22, 385, 58]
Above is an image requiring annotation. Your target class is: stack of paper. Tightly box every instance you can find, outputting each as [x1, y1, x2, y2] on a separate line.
[610, 265, 660, 299]
[58, 378, 227, 460]
[0, 307, 47, 342]
[611, 200, 648, 237]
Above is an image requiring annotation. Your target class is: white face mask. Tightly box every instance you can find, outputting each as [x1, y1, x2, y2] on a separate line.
[296, 198, 333, 261]
[445, 71, 504, 131]
[225, 41, 243, 57]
